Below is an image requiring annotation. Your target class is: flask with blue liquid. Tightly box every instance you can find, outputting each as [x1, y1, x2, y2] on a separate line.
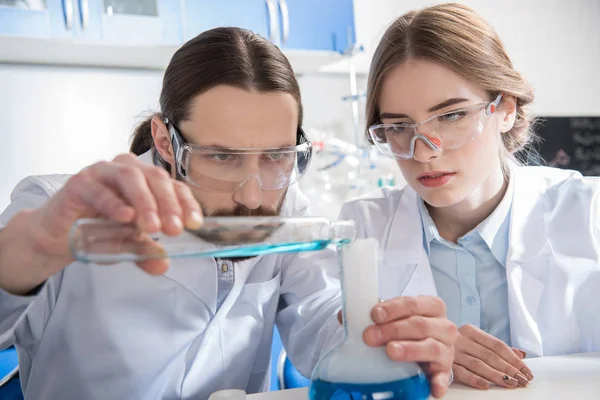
[309, 238, 430, 400]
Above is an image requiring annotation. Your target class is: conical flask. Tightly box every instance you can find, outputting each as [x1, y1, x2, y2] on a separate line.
[309, 238, 430, 399]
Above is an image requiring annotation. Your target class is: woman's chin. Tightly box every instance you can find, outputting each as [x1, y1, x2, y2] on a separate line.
[417, 188, 464, 209]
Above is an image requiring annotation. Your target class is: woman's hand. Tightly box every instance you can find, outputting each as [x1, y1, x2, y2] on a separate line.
[452, 324, 534, 389]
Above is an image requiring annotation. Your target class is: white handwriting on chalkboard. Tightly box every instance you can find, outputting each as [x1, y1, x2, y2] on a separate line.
[573, 131, 600, 146]
[570, 118, 600, 130]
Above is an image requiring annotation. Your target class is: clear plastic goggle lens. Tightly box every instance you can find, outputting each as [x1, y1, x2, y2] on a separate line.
[369, 95, 502, 160]
[177, 144, 312, 192]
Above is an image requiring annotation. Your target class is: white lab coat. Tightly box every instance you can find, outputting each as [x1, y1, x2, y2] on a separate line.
[0, 151, 343, 400]
[340, 165, 600, 358]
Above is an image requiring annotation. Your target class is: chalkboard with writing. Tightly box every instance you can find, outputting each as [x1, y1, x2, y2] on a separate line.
[524, 117, 600, 176]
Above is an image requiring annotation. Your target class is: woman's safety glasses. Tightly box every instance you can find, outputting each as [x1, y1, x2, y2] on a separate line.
[368, 94, 503, 160]
[165, 119, 313, 192]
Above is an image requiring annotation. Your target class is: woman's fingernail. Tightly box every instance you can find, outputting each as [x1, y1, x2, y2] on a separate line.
[520, 367, 534, 381]
[514, 348, 527, 358]
[519, 349, 527, 358]
[373, 306, 387, 323]
[514, 373, 529, 387]
[477, 378, 489, 389]
[502, 375, 519, 387]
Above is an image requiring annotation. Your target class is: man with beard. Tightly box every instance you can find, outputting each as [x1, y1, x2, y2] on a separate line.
[0, 28, 456, 399]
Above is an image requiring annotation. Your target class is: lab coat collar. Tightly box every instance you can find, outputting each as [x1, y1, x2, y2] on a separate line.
[385, 186, 424, 265]
[504, 163, 589, 356]
[382, 186, 438, 298]
[504, 163, 555, 356]
[477, 174, 513, 264]
[418, 200, 437, 255]
[506, 164, 553, 263]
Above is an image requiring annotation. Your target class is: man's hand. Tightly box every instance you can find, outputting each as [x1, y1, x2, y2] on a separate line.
[0, 153, 203, 295]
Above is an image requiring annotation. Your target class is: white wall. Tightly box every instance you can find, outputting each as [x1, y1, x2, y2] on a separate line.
[0, 64, 163, 211]
[298, 73, 367, 144]
[347, 0, 600, 116]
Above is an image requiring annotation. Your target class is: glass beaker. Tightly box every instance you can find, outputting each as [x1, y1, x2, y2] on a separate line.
[309, 238, 430, 400]
[69, 216, 356, 264]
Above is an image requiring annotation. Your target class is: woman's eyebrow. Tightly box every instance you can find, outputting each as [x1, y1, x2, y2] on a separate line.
[427, 98, 469, 113]
[379, 98, 470, 120]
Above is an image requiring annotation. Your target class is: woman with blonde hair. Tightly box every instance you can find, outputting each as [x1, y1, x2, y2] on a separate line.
[352, 2, 600, 391]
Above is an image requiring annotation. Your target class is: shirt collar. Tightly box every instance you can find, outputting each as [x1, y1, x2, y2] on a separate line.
[478, 175, 513, 263]
[419, 200, 439, 255]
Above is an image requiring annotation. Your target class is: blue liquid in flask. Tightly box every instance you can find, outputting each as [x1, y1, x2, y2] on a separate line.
[310, 374, 430, 400]
[309, 238, 431, 400]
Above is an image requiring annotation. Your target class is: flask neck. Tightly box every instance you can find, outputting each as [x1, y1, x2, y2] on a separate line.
[339, 238, 380, 343]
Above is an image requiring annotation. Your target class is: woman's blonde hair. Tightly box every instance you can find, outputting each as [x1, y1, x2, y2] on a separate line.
[365, 3, 535, 162]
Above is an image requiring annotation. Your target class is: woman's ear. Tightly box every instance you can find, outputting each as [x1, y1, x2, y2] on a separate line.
[151, 115, 175, 166]
[499, 95, 517, 133]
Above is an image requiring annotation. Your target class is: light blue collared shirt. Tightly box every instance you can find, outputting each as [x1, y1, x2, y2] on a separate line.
[216, 259, 235, 309]
[419, 180, 513, 345]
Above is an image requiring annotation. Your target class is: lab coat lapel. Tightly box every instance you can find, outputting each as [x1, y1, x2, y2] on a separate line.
[162, 257, 219, 316]
[505, 166, 549, 357]
[382, 187, 437, 299]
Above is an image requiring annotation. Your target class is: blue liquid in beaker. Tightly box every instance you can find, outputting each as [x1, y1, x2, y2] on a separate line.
[309, 374, 430, 400]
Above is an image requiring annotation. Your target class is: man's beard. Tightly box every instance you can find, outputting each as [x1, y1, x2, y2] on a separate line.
[203, 202, 284, 263]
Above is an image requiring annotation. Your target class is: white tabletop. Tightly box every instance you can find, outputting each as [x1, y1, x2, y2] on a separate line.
[247, 352, 600, 399]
